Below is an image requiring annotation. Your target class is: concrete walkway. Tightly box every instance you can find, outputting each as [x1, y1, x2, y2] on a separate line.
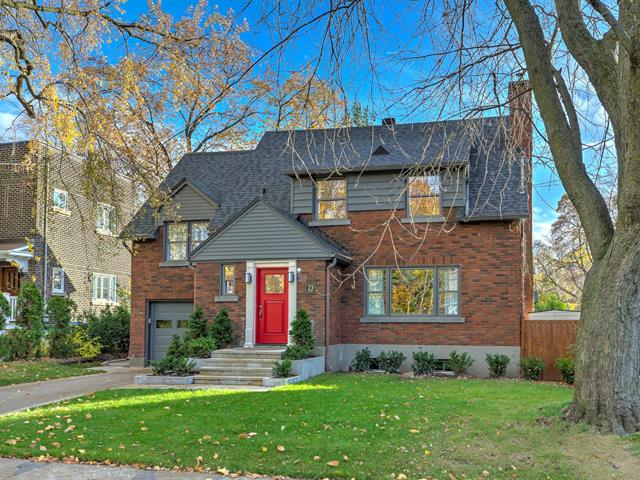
[0, 458, 283, 479]
[0, 366, 146, 415]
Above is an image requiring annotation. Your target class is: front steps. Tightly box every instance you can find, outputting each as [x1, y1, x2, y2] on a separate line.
[194, 347, 284, 386]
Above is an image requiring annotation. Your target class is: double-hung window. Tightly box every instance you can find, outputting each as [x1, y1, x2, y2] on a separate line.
[52, 267, 65, 294]
[165, 220, 209, 261]
[365, 266, 460, 317]
[52, 188, 68, 212]
[316, 179, 347, 220]
[93, 273, 117, 304]
[221, 264, 236, 295]
[96, 203, 117, 235]
[407, 175, 441, 217]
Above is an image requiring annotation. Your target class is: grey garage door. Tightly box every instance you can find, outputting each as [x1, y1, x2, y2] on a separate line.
[150, 302, 193, 361]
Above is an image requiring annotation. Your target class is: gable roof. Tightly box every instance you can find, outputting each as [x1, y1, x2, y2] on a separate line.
[189, 197, 351, 263]
[122, 115, 527, 240]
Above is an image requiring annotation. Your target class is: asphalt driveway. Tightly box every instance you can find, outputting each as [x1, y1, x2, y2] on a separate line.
[0, 366, 146, 415]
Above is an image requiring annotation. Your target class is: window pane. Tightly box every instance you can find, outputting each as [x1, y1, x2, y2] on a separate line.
[53, 190, 67, 209]
[177, 319, 189, 328]
[439, 292, 459, 315]
[409, 196, 441, 216]
[156, 320, 172, 329]
[167, 222, 188, 242]
[264, 274, 285, 293]
[52, 269, 63, 292]
[439, 267, 458, 291]
[367, 269, 386, 292]
[317, 179, 346, 200]
[168, 242, 188, 260]
[318, 200, 347, 219]
[191, 222, 209, 250]
[409, 176, 439, 196]
[391, 268, 434, 315]
[223, 264, 235, 295]
[367, 293, 386, 315]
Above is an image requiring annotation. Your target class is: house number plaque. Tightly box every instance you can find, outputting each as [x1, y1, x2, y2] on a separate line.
[305, 283, 315, 294]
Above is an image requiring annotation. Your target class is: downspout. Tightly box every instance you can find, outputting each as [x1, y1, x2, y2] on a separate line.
[325, 255, 338, 372]
[42, 156, 49, 304]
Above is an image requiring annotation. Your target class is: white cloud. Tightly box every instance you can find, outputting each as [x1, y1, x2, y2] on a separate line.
[532, 206, 558, 243]
[0, 111, 26, 141]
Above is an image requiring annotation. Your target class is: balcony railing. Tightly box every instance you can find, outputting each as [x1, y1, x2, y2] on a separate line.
[2, 292, 17, 328]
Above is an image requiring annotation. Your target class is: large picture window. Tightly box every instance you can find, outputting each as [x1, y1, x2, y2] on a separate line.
[365, 266, 459, 317]
[408, 175, 441, 217]
[165, 220, 209, 261]
[221, 264, 236, 295]
[316, 179, 347, 220]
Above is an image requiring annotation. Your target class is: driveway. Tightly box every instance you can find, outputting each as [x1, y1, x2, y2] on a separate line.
[0, 458, 282, 479]
[0, 366, 146, 415]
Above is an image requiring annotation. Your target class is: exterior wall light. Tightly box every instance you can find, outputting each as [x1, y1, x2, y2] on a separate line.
[288, 271, 295, 283]
[244, 272, 252, 284]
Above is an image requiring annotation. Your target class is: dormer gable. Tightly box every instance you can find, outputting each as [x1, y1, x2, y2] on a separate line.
[156, 178, 219, 225]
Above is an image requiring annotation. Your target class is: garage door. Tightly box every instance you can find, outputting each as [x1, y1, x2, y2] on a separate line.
[150, 302, 193, 361]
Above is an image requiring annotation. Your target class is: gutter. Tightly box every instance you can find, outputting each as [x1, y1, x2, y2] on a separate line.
[42, 156, 49, 303]
[324, 255, 338, 372]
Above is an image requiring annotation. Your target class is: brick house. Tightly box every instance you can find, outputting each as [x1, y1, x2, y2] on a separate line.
[124, 81, 533, 377]
[0, 141, 133, 323]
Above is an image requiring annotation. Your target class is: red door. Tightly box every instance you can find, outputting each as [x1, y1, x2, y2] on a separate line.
[256, 268, 289, 344]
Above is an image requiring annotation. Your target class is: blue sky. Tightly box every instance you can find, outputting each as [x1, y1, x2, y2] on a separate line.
[0, 1, 567, 238]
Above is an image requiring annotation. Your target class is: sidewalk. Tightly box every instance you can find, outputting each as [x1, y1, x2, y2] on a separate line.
[0, 458, 283, 479]
[0, 366, 146, 415]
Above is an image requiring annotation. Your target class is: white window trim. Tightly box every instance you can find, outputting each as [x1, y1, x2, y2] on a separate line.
[51, 267, 65, 294]
[92, 273, 117, 305]
[52, 188, 69, 213]
[244, 260, 296, 348]
[96, 202, 117, 236]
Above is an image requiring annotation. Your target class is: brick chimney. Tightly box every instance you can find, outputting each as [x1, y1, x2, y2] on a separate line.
[508, 80, 532, 157]
[508, 80, 534, 323]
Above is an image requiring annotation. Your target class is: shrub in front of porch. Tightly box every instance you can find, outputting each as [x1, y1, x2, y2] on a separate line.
[284, 309, 315, 360]
[47, 297, 76, 358]
[0, 282, 45, 361]
[210, 308, 234, 349]
[0, 293, 10, 331]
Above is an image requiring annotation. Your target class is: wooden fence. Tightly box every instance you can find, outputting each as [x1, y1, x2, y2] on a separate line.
[522, 312, 579, 381]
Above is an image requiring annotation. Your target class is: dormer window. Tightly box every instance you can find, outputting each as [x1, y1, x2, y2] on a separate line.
[316, 179, 347, 220]
[408, 175, 441, 217]
[165, 220, 209, 261]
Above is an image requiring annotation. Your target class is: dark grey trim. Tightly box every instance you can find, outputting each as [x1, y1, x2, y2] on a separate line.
[400, 216, 446, 224]
[360, 316, 465, 323]
[170, 178, 220, 207]
[364, 265, 461, 318]
[309, 219, 352, 226]
[462, 214, 527, 222]
[159, 260, 190, 268]
[214, 295, 239, 302]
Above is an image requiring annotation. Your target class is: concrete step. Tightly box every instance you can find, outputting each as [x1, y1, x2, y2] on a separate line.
[198, 366, 273, 377]
[199, 359, 277, 369]
[211, 349, 284, 360]
[194, 375, 266, 386]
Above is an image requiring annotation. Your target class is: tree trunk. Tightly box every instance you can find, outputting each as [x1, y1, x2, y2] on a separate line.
[569, 226, 640, 434]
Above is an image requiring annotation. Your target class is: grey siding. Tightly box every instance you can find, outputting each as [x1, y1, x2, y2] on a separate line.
[157, 184, 217, 224]
[440, 169, 467, 208]
[291, 170, 466, 215]
[192, 201, 333, 261]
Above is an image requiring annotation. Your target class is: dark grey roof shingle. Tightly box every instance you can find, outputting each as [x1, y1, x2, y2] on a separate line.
[122, 116, 528, 239]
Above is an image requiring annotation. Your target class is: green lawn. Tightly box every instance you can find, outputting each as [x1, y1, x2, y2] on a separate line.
[0, 360, 103, 386]
[0, 374, 638, 479]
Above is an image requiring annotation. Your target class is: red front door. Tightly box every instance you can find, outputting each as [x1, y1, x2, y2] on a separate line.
[256, 268, 289, 344]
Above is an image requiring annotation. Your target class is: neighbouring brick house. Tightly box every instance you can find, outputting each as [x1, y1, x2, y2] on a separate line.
[0, 141, 133, 322]
[124, 81, 533, 377]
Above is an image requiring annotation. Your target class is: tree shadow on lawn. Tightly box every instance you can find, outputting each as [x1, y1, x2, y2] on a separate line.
[0, 374, 637, 480]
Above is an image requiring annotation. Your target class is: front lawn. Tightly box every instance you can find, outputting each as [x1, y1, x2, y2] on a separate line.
[0, 374, 638, 479]
[0, 360, 103, 386]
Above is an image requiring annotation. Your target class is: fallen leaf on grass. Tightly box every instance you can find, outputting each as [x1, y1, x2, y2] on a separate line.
[277, 445, 285, 452]
[5, 439, 17, 445]
[409, 428, 420, 433]
[327, 460, 340, 467]
[217, 467, 229, 475]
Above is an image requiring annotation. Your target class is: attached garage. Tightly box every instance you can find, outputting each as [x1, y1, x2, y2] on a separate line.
[149, 302, 193, 361]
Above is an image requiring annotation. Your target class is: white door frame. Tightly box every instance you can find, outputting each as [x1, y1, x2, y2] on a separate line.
[244, 260, 297, 347]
